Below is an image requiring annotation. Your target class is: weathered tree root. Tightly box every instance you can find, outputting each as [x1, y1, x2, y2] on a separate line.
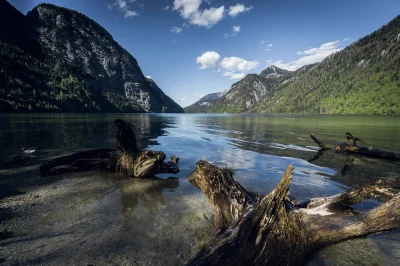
[187, 161, 400, 266]
[311, 132, 400, 160]
[39, 119, 179, 178]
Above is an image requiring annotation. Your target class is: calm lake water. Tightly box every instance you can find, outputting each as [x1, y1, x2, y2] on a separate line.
[1, 113, 400, 265]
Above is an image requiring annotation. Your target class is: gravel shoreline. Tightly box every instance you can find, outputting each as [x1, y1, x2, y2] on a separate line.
[1, 167, 399, 265]
[0, 170, 214, 265]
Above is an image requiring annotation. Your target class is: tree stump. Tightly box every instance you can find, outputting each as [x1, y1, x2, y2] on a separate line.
[187, 161, 400, 266]
[39, 119, 179, 178]
[311, 132, 399, 160]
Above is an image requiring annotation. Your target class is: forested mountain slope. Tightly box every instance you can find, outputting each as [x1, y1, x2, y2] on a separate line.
[251, 16, 400, 114]
[186, 15, 400, 115]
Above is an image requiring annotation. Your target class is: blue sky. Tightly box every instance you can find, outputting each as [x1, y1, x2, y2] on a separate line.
[9, 0, 400, 107]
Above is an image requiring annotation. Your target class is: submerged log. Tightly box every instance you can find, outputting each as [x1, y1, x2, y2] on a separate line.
[39, 119, 179, 178]
[311, 132, 400, 160]
[39, 149, 114, 175]
[187, 161, 400, 266]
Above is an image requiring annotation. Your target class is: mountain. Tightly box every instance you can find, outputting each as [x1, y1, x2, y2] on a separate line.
[186, 15, 400, 115]
[0, 1, 184, 113]
[183, 90, 227, 113]
[184, 65, 291, 113]
[251, 16, 400, 115]
[259, 65, 291, 79]
[210, 73, 281, 113]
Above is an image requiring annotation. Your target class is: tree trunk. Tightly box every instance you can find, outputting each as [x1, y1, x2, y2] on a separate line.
[39, 119, 179, 178]
[187, 161, 400, 266]
[39, 149, 114, 175]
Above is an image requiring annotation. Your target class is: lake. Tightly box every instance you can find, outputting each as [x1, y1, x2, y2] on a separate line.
[1, 113, 399, 265]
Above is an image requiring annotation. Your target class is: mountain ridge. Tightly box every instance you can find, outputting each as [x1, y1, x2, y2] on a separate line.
[185, 15, 400, 115]
[184, 65, 292, 113]
[0, 1, 184, 113]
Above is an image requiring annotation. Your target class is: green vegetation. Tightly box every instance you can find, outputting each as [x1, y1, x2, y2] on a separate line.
[251, 16, 400, 115]
[0, 41, 143, 113]
[186, 16, 400, 115]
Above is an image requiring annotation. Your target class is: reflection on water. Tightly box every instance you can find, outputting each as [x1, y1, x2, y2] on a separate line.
[118, 178, 179, 220]
[0, 113, 177, 158]
[1, 113, 400, 265]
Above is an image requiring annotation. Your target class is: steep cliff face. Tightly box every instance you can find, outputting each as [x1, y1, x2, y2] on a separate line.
[184, 66, 291, 113]
[210, 74, 277, 113]
[0, 2, 183, 113]
[145, 77, 184, 113]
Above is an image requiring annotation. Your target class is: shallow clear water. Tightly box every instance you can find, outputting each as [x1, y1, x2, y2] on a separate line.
[1, 113, 400, 265]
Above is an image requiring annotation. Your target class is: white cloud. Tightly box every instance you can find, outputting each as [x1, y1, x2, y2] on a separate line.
[196, 93, 205, 98]
[343, 37, 350, 41]
[172, 1, 251, 27]
[163, 5, 170, 10]
[222, 71, 245, 80]
[124, 10, 138, 17]
[222, 71, 235, 77]
[260, 42, 273, 51]
[273, 40, 342, 70]
[297, 40, 340, 55]
[225, 25, 241, 38]
[196, 52, 257, 80]
[219, 57, 258, 80]
[173, 0, 201, 18]
[228, 4, 252, 17]
[196, 51, 221, 69]
[190, 6, 225, 27]
[109, 0, 139, 18]
[181, 97, 187, 100]
[118, 0, 127, 9]
[173, 0, 225, 28]
[233, 26, 240, 32]
[220, 57, 259, 72]
[173, 1, 232, 28]
[171, 26, 183, 33]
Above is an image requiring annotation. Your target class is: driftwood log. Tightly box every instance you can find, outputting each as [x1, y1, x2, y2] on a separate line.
[311, 132, 399, 160]
[39, 119, 179, 178]
[187, 161, 400, 266]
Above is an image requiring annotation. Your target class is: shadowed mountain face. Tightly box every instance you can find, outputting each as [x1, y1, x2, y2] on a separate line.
[0, 1, 184, 113]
